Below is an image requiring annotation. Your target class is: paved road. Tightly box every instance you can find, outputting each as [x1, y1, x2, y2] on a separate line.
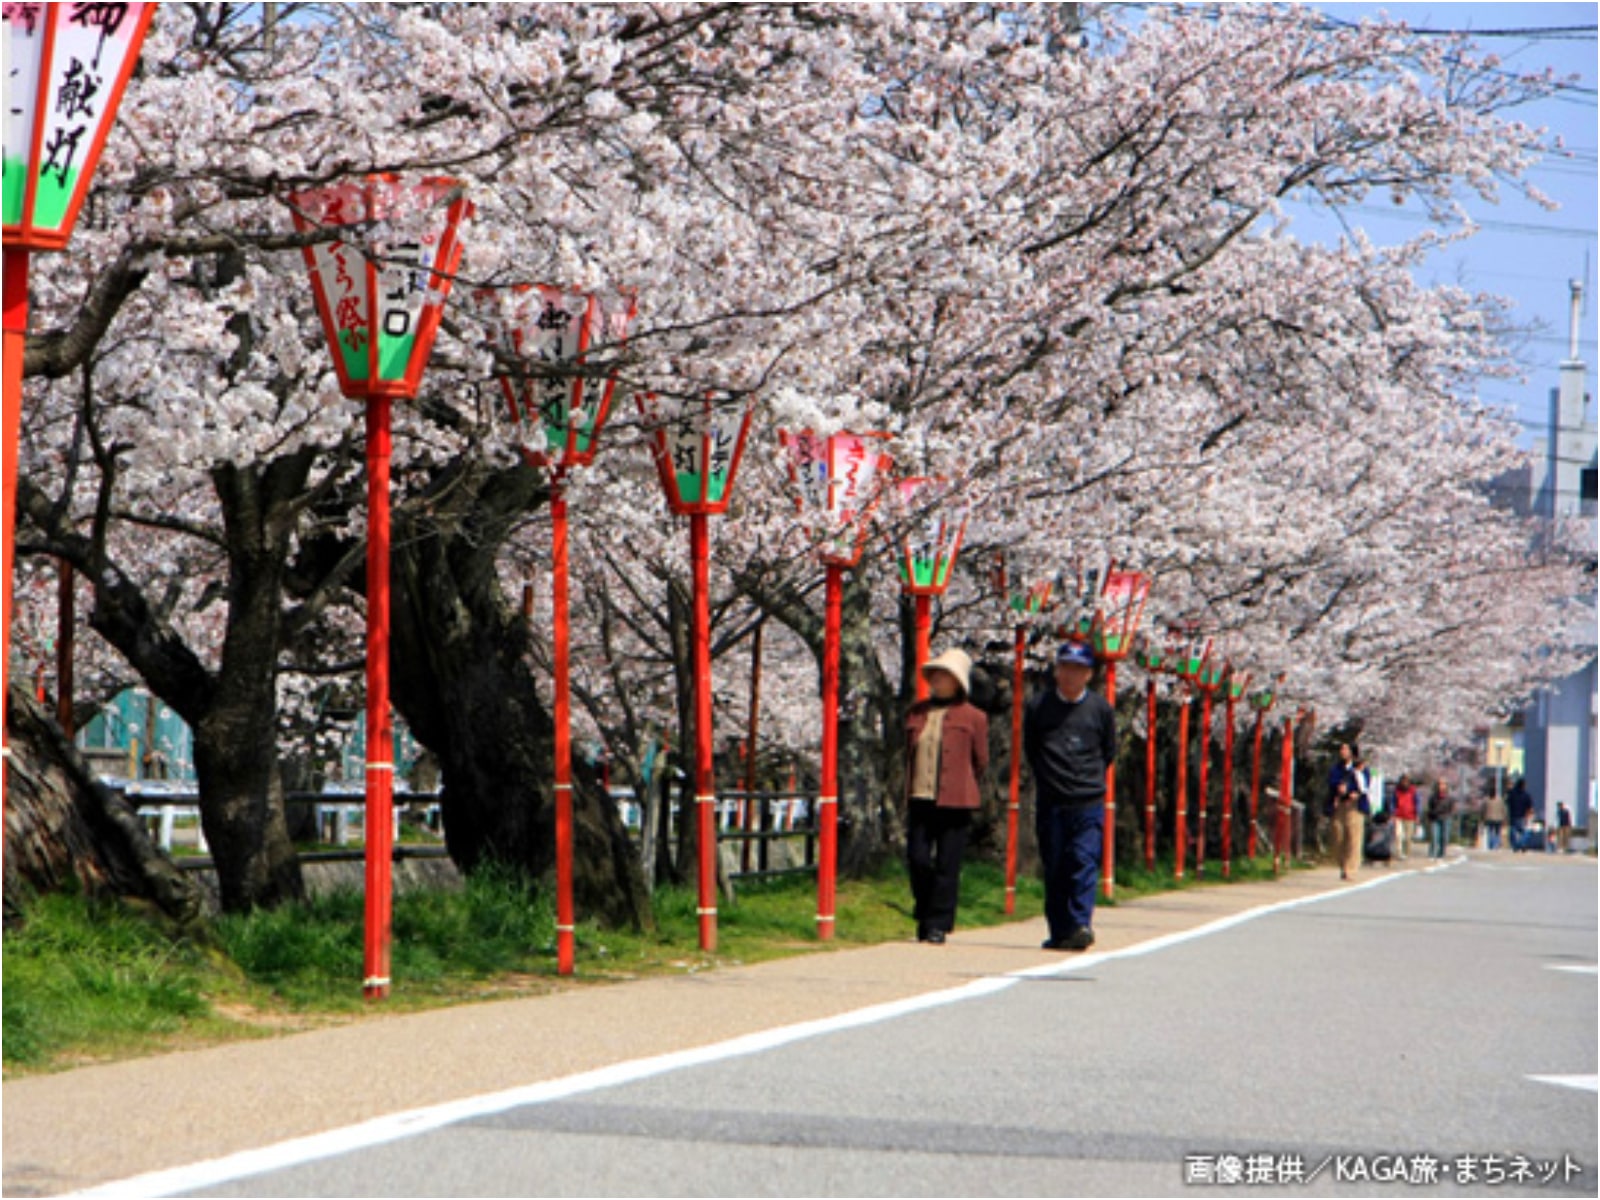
[172, 856, 1596, 1198]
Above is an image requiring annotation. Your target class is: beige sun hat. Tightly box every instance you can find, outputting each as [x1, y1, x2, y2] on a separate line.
[920, 647, 972, 695]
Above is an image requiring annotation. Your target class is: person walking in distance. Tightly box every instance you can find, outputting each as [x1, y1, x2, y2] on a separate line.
[1425, 779, 1453, 859]
[1326, 742, 1364, 881]
[1025, 641, 1117, 951]
[1392, 774, 1419, 860]
[1556, 802, 1574, 853]
[1505, 776, 1535, 853]
[904, 648, 990, 944]
[1482, 784, 1508, 852]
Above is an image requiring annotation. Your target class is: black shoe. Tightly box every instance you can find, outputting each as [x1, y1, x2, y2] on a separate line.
[1042, 937, 1069, 951]
[925, 929, 946, 945]
[1064, 926, 1095, 951]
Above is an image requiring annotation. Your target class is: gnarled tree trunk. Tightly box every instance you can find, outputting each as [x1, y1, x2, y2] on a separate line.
[385, 461, 651, 930]
[4, 686, 203, 926]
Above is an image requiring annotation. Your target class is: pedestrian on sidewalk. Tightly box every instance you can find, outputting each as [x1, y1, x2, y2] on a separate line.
[1392, 774, 1419, 860]
[1024, 640, 1117, 952]
[1425, 779, 1453, 858]
[1506, 777, 1535, 853]
[1556, 802, 1573, 853]
[1483, 786, 1507, 851]
[1326, 742, 1364, 880]
[904, 647, 989, 945]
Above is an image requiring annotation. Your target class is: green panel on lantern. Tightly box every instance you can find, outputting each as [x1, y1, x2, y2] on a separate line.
[3, 157, 26, 225]
[1250, 691, 1275, 711]
[27, 162, 79, 230]
[374, 248, 427, 384]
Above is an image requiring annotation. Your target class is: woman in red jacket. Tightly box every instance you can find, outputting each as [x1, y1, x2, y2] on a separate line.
[1392, 775, 1419, 860]
[904, 648, 990, 944]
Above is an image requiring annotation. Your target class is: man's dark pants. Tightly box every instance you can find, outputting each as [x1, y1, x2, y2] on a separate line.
[907, 800, 972, 936]
[1036, 799, 1104, 941]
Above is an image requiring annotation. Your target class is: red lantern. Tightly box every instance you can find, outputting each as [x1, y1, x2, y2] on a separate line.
[779, 430, 891, 939]
[640, 391, 755, 516]
[289, 176, 471, 1000]
[3, 2, 157, 251]
[289, 177, 471, 401]
[479, 285, 636, 473]
[892, 477, 967, 597]
[892, 477, 967, 701]
[779, 430, 892, 568]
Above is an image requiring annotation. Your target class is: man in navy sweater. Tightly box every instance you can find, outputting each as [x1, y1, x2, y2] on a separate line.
[1025, 640, 1118, 950]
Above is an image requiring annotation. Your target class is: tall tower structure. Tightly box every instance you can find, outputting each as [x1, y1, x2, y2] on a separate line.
[1522, 280, 1597, 834]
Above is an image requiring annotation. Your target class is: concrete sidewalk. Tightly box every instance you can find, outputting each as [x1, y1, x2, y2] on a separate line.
[1, 860, 1436, 1197]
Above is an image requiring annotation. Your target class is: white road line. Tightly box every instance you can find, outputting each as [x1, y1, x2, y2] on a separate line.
[1527, 1075, 1600, 1093]
[1544, 964, 1600, 975]
[66, 858, 1463, 1199]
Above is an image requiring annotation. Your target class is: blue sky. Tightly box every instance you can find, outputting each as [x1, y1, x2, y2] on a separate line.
[1296, 3, 1597, 442]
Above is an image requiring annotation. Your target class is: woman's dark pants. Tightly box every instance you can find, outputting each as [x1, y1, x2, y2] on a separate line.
[907, 800, 972, 936]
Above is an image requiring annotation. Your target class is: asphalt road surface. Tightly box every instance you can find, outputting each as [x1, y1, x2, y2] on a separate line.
[178, 856, 1596, 1198]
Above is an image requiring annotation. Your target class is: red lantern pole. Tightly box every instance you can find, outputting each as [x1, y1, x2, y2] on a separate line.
[1249, 709, 1264, 858]
[1101, 661, 1118, 899]
[2, 249, 27, 731]
[1005, 623, 1025, 914]
[362, 396, 395, 1001]
[912, 594, 932, 701]
[818, 562, 844, 938]
[1276, 715, 1294, 876]
[741, 620, 763, 875]
[1222, 689, 1236, 879]
[550, 484, 576, 975]
[1145, 673, 1159, 871]
[1195, 687, 1213, 876]
[1174, 693, 1190, 880]
[690, 511, 717, 952]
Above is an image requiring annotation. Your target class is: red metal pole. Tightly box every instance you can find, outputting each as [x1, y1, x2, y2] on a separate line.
[913, 593, 931, 701]
[1101, 661, 1117, 900]
[1249, 711, 1263, 858]
[56, 561, 74, 737]
[363, 396, 395, 1001]
[551, 485, 576, 976]
[1174, 694, 1189, 880]
[2, 248, 29, 763]
[1144, 676, 1158, 871]
[1222, 693, 1236, 878]
[818, 563, 843, 939]
[690, 512, 717, 952]
[742, 619, 763, 875]
[1276, 717, 1293, 876]
[1196, 689, 1212, 875]
[1006, 624, 1025, 914]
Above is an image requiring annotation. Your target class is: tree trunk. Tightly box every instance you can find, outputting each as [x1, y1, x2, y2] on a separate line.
[384, 463, 650, 930]
[837, 571, 903, 873]
[4, 685, 203, 927]
[191, 461, 308, 912]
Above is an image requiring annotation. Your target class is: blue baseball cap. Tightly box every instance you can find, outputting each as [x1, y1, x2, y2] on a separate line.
[1055, 641, 1095, 668]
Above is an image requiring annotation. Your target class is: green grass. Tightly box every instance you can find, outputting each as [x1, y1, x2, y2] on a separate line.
[2, 855, 1295, 1074]
[2, 890, 224, 1068]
